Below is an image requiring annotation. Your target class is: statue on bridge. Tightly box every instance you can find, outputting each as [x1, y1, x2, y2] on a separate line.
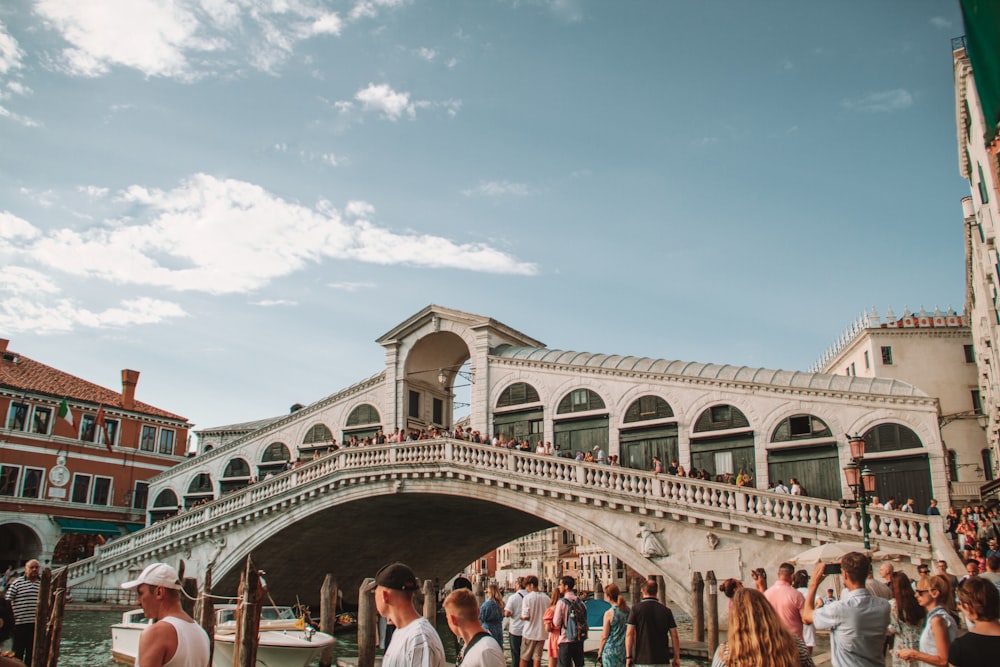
[636, 521, 667, 558]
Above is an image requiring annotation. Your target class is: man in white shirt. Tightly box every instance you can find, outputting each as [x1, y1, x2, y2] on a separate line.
[444, 589, 505, 667]
[504, 578, 527, 667]
[373, 562, 445, 667]
[518, 576, 550, 667]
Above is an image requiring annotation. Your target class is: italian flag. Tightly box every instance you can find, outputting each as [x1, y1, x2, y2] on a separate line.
[57, 399, 74, 427]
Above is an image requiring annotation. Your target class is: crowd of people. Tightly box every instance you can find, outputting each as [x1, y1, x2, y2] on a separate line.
[946, 504, 1000, 562]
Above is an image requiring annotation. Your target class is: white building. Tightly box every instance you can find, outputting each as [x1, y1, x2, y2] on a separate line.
[814, 307, 987, 505]
[953, 29, 1000, 492]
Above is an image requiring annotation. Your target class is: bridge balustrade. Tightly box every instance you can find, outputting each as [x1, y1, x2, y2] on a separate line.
[69, 439, 937, 585]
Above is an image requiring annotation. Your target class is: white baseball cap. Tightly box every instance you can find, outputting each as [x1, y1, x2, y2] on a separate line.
[121, 563, 181, 590]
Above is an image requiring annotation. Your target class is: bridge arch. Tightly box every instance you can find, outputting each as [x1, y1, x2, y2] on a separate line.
[0, 521, 44, 568]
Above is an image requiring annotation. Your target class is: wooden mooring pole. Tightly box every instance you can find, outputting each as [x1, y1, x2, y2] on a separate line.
[358, 578, 377, 667]
[319, 575, 338, 667]
[197, 565, 216, 667]
[30, 567, 53, 667]
[691, 571, 705, 643]
[706, 570, 719, 655]
[235, 555, 264, 667]
[422, 579, 436, 625]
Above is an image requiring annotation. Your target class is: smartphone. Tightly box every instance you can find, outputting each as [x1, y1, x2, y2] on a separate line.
[823, 563, 842, 575]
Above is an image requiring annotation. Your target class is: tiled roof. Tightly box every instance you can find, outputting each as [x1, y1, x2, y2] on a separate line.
[0, 349, 188, 422]
[195, 415, 283, 435]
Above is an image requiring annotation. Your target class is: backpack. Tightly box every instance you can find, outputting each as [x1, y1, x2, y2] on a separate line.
[560, 596, 588, 641]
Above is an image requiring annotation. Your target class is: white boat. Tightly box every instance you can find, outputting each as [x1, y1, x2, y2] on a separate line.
[111, 604, 335, 667]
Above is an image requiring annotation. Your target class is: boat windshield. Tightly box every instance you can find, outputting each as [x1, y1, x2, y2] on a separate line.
[217, 606, 298, 624]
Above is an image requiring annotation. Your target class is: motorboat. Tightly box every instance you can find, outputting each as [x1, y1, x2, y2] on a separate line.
[111, 604, 335, 667]
[583, 598, 611, 654]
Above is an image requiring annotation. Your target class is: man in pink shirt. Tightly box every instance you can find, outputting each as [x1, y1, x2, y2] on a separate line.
[764, 562, 804, 639]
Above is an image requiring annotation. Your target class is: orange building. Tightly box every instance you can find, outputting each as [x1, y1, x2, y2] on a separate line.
[0, 338, 190, 569]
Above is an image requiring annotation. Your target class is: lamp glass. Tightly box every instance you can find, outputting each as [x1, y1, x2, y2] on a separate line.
[861, 467, 876, 493]
[437, 369, 447, 386]
[848, 436, 866, 459]
[843, 461, 860, 488]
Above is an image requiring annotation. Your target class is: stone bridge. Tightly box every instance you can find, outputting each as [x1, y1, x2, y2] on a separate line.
[67, 440, 949, 613]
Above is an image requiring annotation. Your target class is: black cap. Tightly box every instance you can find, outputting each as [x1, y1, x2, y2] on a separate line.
[375, 562, 419, 591]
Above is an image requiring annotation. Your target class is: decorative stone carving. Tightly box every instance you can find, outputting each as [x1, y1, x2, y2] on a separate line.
[637, 521, 667, 558]
[706, 532, 719, 550]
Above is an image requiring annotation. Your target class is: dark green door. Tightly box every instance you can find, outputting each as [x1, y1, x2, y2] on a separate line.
[554, 415, 609, 458]
[690, 435, 755, 481]
[866, 455, 932, 512]
[767, 444, 840, 500]
[620, 424, 678, 471]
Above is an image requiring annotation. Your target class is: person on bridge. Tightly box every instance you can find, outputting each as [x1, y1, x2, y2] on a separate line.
[519, 575, 551, 667]
[444, 589, 505, 667]
[373, 562, 445, 667]
[625, 578, 679, 667]
[802, 552, 890, 667]
[763, 562, 804, 641]
[4, 560, 40, 666]
[120, 562, 210, 667]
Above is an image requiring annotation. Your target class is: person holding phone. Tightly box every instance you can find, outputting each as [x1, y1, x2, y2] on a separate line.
[802, 553, 890, 667]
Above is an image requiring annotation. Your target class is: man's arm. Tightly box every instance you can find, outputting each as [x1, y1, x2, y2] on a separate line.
[137, 621, 177, 667]
[801, 562, 825, 626]
[625, 625, 635, 663]
[670, 628, 680, 666]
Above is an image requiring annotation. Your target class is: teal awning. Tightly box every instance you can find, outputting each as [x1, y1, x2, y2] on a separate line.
[121, 523, 144, 533]
[54, 517, 124, 536]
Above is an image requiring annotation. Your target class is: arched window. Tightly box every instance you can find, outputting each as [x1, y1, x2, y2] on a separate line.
[263, 442, 291, 463]
[623, 396, 674, 423]
[983, 448, 995, 481]
[152, 489, 178, 508]
[694, 404, 750, 432]
[948, 450, 959, 481]
[223, 458, 250, 479]
[861, 423, 921, 453]
[303, 424, 334, 445]
[771, 414, 832, 442]
[497, 383, 541, 408]
[346, 404, 380, 426]
[187, 474, 212, 494]
[557, 389, 605, 414]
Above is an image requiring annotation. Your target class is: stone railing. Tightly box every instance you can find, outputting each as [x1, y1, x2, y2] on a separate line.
[69, 439, 937, 583]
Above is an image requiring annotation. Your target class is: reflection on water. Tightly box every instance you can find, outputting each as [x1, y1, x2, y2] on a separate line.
[57, 607, 706, 667]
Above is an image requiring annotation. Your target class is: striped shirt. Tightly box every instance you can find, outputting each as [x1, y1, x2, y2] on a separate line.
[5, 576, 40, 625]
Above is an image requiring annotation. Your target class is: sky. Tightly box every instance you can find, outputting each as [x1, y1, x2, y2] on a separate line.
[0, 1, 974, 440]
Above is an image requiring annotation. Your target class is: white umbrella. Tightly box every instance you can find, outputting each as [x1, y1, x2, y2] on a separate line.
[791, 541, 869, 565]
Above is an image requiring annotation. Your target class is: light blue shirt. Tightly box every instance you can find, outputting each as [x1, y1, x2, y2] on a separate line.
[811, 587, 890, 667]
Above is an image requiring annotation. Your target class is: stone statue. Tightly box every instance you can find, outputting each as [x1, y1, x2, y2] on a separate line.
[705, 532, 719, 550]
[636, 521, 667, 558]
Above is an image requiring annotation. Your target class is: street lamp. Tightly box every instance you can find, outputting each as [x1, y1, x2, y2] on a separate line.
[843, 434, 877, 550]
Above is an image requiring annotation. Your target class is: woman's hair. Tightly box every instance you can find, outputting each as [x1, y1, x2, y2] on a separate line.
[791, 570, 809, 589]
[719, 578, 743, 599]
[487, 582, 504, 605]
[550, 587, 561, 605]
[891, 572, 926, 626]
[604, 583, 628, 612]
[958, 577, 1000, 621]
[927, 574, 952, 606]
[725, 588, 801, 667]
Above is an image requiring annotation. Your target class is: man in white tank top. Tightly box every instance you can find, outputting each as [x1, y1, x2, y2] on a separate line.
[122, 563, 211, 667]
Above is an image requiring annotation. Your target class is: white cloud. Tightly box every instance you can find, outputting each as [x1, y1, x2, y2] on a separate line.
[0, 21, 24, 76]
[250, 299, 297, 306]
[0, 295, 187, 334]
[320, 152, 339, 167]
[3, 174, 537, 300]
[32, 0, 357, 80]
[355, 83, 416, 120]
[0, 104, 40, 127]
[77, 185, 109, 198]
[930, 17, 952, 30]
[462, 180, 537, 198]
[0, 266, 59, 295]
[841, 89, 913, 113]
[0, 212, 42, 243]
[416, 47, 436, 61]
[328, 281, 375, 292]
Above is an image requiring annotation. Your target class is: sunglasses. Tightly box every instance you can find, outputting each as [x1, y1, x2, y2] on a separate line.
[915, 589, 929, 594]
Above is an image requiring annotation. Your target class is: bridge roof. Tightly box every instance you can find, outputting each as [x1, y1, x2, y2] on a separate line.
[490, 345, 929, 397]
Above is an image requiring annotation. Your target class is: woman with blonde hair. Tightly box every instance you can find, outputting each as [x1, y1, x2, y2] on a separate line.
[710, 588, 813, 667]
[478, 582, 505, 648]
[896, 575, 957, 667]
[597, 584, 628, 667]
[542, 588, 561, 667]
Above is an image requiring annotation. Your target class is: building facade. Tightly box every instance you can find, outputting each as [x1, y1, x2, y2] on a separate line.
[814, 307, 988, 503]
[148, 305, 953, 536]
[0, 338, 190, 569]
[954, 17, 1000, 492]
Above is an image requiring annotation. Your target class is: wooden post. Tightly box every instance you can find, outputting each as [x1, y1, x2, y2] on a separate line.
[238, 556, 263, 667]
[630, 576, 642, 607]
[422, 579, 436, 625]
[594, 575, 604, 600]
[181, 577, 199, 617]
[319, 575, 338, 667]
[706, 570, 719, 655]
[691, 571, 705, 642]
[42, 568, 68, 667]
[30, 567, 53, 667]
[358, 578, 377, 667]
[198, 565, 216, 667]
[473, 577, 484, 606]
[655, 575, 666, 606]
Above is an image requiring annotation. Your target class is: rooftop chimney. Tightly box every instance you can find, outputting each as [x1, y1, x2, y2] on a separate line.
[0, 339, 8, 356]
[121, 369, 140, 409]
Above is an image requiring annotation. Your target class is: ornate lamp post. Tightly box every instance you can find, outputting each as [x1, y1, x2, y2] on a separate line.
[844, 434, 877, 550]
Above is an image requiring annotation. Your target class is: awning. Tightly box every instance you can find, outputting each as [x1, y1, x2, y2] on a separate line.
[54, 517, 125, 537]
[121, 523, 145, 533]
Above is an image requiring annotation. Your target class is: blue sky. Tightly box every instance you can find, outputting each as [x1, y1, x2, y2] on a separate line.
[0, 1, 972, 437]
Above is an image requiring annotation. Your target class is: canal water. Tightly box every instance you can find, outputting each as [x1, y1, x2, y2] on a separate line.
[50, 607, 707, 667]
